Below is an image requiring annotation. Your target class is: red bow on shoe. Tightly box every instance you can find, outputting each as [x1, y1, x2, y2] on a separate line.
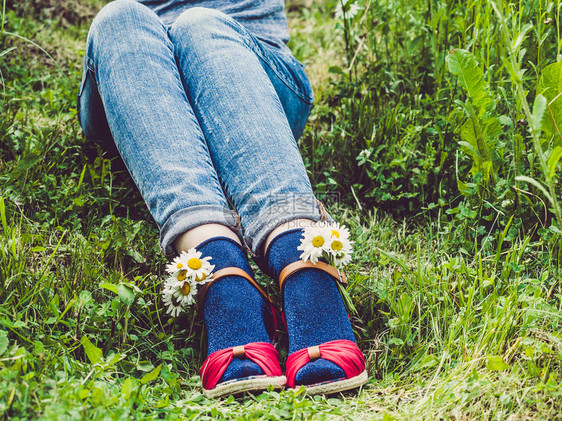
[285, 339, 365, 388]
[200, 342, 283, 390]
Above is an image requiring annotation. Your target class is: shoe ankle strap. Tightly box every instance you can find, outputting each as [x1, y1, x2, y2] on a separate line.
[198, 267, 275, 309]
[278, 261, 347, 291]
[277, 261, 347, 312]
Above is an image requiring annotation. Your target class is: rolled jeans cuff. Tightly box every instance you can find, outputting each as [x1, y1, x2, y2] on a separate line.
[244, 196, 333, 256]
[160, 205, 240, 257]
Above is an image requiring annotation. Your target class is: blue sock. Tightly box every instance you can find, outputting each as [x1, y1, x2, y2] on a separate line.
[266, 229, 356, 386]
[197, 237, 273, 384]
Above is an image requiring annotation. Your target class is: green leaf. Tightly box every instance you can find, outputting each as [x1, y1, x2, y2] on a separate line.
[414, 354, 439, 372]
[140, 364, 162, 384]
[539, 61, 562, 137]
[515, 175, 554, 206]
[499, 115, 513, 127]
[16, 155, 42, 171]
[78, 389, 90, 400]
[460, 119, 494, 180]
[137, 361, 155, 372]
[81, 336, 103, 365]
[531, 94, 547, 135]
[126, 249, 146, 264]
[0, 46, 16, 58]
[511, 23, 533, 52]
[34, 340, 45, 356]
[486, 356, 510, 371]
[121, 378, 135, 399]
[99, 282, 118, 294]
[117, 284, 135, 305]
[457, 178, 469, 196]
[0, 331, 9, 356]
[448, 49, 501, 184]
[447, 49, 495, 116]
[458, 139, 479, 162]
[79, 290, 93, 307]
[336, 282, 357, 316]
[328, 66, 345, 74]
[547, 146, 562, 179]
[0, 318, 27, 329]
[0, 196, 9, 234]
[106, 353, 123, 367]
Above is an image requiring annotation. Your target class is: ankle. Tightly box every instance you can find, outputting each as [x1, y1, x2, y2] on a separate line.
[265, 228, 305, 279]
[197, 236, 254, 275]
[174, 224, 241, 254]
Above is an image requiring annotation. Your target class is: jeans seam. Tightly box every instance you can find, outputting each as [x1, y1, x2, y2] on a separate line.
[222, 18, 312, 105]
[160, 205, 240, 256]
[244, 195, 319, 235]
[253, 47, 314, 105]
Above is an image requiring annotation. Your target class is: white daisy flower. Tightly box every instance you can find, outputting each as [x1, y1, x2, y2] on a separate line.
[162, 276, 198, 317]
[161, 246, 217, 318]
[298, 222, 354, 268]
[179, 248, 215, 283]
[334, 0, 348, 19]
[327, 221, 351, 242]
[347, 3, 361, 18]
[165, 253, 189, 274]
[298, 241, 325, 264]
[298, 223, 332, 264]
[335, 0, 361, 20]
[167, 248, 214, 283]
[329, 237, 354, 267]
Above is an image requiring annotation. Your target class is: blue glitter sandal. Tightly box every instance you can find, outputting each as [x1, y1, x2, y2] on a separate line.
[265, 229, 368, 394]
[197, 265, 286, 398]
[279, 261, 368, 394]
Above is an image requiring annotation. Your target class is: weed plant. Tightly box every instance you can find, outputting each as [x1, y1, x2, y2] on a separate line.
[303, 0, 562, 254]
[0, 0, 561, 419]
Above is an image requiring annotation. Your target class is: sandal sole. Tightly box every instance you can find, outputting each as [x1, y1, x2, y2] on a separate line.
[288, 370, 368, 395]
[203, 375, 287, 399]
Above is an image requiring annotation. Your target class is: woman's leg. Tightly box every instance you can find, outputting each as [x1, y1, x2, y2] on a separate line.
[80, 0, 280, 394]
[80, 0, 238, 256]
[169, 7, 324, 256]
[169, 8, 365, 392]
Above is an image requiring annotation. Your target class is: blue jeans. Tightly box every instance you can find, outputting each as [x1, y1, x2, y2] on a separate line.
[78, 0, 327, 256]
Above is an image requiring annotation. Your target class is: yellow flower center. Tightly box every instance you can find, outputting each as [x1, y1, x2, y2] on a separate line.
[188, 258, 202, 270]
[331, 240, 343, 251]
[176, 262, 183, 269]
[196, 273, 207, 282]
[331, 230, 340, 238]
[177, 270, 188, 281]
[179, 282, 191, 296]
[312, 236, 325, 247]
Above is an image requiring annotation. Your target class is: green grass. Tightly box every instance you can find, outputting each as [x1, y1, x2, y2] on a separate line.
[1, 0, 561, 419]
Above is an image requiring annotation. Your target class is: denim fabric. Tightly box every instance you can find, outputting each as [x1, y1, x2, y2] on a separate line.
[78, 0, 326, 256]
[136, 0, 290, 49]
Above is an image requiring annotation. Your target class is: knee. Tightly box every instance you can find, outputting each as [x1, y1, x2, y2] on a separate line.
[87, 0, 165, 61]
[170, 7, 240, 44]
[89, 0, 156, 41]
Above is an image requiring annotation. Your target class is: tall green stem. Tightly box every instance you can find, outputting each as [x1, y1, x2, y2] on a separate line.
[0, 0, 6, 37]
[492, 2, 562, 230]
